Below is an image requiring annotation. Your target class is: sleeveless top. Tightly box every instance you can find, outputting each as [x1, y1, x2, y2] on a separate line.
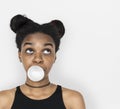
[11, 85, 66, 109]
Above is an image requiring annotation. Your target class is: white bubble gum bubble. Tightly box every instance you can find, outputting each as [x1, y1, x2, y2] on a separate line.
[27, 66, 45, 82]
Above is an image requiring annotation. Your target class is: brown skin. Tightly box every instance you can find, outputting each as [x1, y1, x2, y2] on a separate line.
[0, 32, 85, 109]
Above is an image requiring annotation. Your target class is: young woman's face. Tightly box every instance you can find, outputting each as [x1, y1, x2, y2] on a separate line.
[19, 32, 56, 78]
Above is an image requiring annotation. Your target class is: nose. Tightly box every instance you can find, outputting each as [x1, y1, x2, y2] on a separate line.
[33, 53, 43, 64]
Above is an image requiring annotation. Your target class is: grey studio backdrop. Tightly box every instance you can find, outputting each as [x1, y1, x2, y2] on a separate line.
[0, 0, 120, 109]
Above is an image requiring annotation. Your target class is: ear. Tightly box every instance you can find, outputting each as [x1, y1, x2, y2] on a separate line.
[54, 55, 56, 63]
[18, 51, 22, 62]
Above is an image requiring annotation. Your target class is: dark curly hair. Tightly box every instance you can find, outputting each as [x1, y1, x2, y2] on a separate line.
[10, 14, 65, 52]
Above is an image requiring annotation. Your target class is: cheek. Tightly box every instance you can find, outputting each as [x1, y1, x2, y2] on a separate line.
[21, 55, 34, 71]
[44, 57, 55, 68]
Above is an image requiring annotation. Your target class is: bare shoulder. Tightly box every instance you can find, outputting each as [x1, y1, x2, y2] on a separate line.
[0, 88, 16, 109]
[62, 87, 86, 109]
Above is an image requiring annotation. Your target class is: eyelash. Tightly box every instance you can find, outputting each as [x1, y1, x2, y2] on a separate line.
[25, 48, 34, 55]
[25, 48, 52, 55]
[43, 48, 51, 55]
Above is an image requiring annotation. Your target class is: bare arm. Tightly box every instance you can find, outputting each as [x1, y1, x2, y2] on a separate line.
[70, 91, 85, 109]
[0, 91, 9, 109]
[0, 89, 15, 109]
[63, 88, 85, 109]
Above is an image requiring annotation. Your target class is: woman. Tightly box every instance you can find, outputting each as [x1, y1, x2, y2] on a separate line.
[0, 14, 85, 109]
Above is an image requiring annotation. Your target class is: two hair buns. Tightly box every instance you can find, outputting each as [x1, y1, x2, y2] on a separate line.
[10, 14, 65, 39]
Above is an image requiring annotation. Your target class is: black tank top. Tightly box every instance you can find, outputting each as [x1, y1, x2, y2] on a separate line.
[11, 85, 66, 109]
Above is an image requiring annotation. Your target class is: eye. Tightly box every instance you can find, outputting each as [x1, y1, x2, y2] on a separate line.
[43, 49, 51, 55]
[25, 48, 34, 54]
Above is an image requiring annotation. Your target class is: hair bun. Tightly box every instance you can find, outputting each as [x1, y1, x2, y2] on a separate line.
[51, 20, 65, 38]
[10, 14, 30, 33]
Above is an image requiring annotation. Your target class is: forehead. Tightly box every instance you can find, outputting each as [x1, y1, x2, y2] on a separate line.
[22, 32, 55, 45]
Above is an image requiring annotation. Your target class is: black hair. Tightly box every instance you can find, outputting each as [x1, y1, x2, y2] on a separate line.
[10, 14, 65, 52]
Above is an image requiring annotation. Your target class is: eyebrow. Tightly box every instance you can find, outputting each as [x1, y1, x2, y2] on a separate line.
[23, 42, 54, 47]
[23, 42, 33, 47]
[44, 43, 53, 48]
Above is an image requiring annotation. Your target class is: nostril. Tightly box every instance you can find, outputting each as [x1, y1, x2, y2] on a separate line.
[33, 55, 43, 64]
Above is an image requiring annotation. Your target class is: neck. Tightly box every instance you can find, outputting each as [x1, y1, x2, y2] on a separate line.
[25, 82, 50, 88]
